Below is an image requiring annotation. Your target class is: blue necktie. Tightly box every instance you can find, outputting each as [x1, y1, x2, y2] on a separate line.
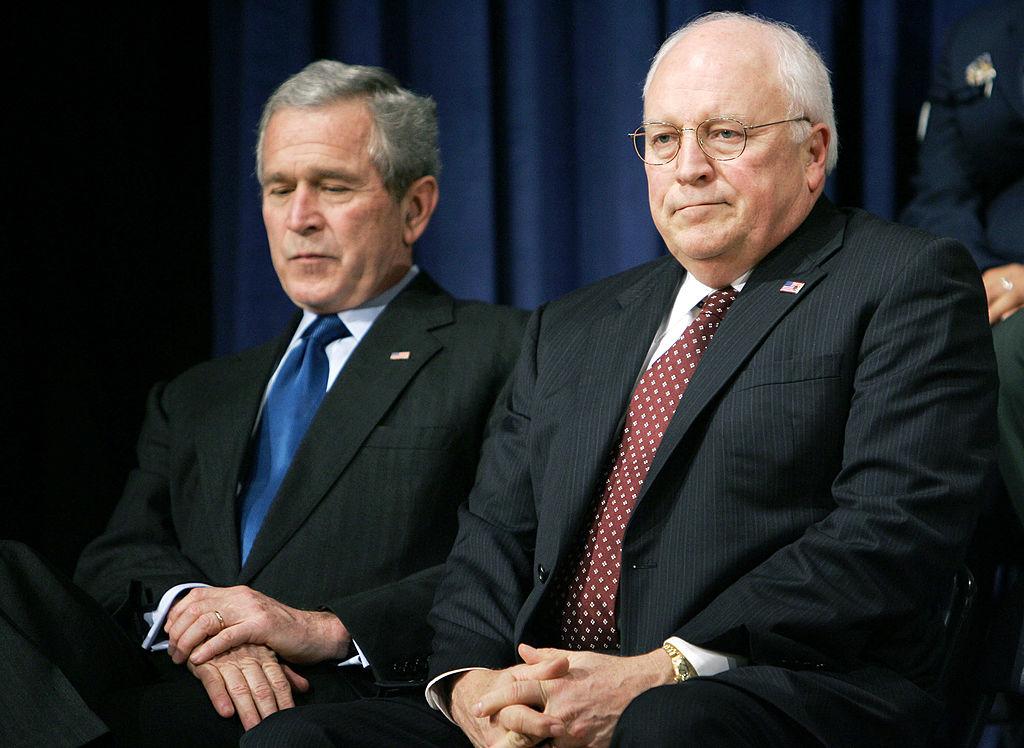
[238, 315, 350, 563]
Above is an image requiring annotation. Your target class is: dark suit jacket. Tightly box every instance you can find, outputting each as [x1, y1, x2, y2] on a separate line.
[901, 0, 1024, 269]
[75, 272, 527, 687]
[428, 199, 997, 745]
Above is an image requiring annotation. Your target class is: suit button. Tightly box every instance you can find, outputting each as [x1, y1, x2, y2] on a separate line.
[537, 564, 548, 583]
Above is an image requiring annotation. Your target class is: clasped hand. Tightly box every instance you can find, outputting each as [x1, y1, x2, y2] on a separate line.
[164, 584, 349, 666]
[452, 643, 672, 748]
[164, 586, 351, 729]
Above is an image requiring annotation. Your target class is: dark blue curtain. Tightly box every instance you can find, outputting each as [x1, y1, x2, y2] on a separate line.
[210, 0, 975, 354]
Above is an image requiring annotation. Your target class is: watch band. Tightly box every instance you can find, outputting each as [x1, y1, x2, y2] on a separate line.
[662, 641, 698, 683]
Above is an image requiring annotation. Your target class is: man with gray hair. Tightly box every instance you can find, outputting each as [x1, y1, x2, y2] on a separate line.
[246, 13, 996, 748]
[0, 60, 525, 745]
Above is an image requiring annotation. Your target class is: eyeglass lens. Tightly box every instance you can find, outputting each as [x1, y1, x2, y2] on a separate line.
[634, 119, 747, 164]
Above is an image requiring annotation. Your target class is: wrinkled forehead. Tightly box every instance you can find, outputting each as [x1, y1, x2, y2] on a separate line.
[644, 24, 784, 122]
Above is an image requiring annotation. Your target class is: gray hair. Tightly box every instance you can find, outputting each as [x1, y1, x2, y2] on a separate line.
[643, 12, 838, 173]
[256, 60, 440, 198]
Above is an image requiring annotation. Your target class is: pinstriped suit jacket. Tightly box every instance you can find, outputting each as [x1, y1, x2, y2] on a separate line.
[428, 198, 998, 745]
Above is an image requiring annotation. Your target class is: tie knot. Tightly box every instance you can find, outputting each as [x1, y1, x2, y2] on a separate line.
[302, 315, 351, 349]
[700, 288, 737, 322]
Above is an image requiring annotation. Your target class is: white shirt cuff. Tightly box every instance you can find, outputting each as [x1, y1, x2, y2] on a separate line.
[337, 638, 370, 668]
[425, 667, 488, 721]
[664, 636, 745, 676]
[141, 582, 210, 651]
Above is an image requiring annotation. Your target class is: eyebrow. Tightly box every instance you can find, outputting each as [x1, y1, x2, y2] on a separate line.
[643, 113, 750, 126]
[262, 168, 365, 185]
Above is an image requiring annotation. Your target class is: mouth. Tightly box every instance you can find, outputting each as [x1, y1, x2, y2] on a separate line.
[675, 201, 725, 212]
[290, 253, 335, 262]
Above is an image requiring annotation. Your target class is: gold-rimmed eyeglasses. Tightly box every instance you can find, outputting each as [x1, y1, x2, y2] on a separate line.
[629, 116, 810, 164]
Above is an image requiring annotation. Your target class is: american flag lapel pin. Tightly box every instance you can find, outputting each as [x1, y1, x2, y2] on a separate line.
[390, 351, 411, 360]
[779, 280, 805, 294]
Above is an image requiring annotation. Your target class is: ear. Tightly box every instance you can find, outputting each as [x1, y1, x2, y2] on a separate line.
[803, 123, 829, 194]
[400, 175, 440, 246]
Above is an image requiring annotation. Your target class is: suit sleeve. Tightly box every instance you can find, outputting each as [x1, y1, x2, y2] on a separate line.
[427, 311, 544, 679]
[677, 236, 998, 679]
[899, 31, 997, 269]
[74, 381, 207, 623]
[333, 309, 530, 686]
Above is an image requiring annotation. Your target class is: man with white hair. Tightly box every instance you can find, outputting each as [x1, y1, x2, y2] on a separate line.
[247, 13, 996, 747]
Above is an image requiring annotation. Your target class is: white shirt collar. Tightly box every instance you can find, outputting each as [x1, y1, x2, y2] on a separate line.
[641, 267, 752, 374]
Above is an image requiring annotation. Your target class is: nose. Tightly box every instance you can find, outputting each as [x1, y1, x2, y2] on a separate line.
[285, 185, 324, 235]
[672, 129, 715, 185]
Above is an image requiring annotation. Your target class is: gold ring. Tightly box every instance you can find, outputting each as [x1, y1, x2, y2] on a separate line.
[1001, 276, 1014, 291]
[539, 678, 549, 705]
[213, 609, 225, 631]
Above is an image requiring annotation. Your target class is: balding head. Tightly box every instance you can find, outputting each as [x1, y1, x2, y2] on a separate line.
[645, 12, 837, 173]
[640, 13, 832, 287]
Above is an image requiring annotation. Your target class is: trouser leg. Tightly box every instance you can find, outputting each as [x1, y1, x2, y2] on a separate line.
[241, 692, 471, 748]
[612, 678, 821, 747]
[0, 540, 155, 747]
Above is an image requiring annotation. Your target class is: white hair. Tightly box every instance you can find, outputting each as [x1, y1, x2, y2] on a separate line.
[643, 12, 838, 173]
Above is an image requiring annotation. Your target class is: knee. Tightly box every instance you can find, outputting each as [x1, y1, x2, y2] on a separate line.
[612, 680, 757, 747]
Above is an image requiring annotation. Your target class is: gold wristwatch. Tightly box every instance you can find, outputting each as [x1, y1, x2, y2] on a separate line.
[662, 641, 698, 683]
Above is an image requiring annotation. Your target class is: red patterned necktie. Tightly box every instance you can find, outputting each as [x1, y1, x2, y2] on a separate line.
[548, 287, 737, 650]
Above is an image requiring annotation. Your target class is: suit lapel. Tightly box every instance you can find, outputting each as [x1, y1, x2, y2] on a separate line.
[639, 198, 847, 500]
[547, 259, 684, 558]
[192, 327, 295, 581]
[238, 274, 452, 582]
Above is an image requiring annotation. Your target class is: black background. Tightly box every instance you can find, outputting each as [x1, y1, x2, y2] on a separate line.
[2, 7, 212, 573]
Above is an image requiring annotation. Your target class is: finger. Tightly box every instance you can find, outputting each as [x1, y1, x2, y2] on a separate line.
[518, 643, 571, 664]
[487, 731, 538, 748]
[166, 602, 210, 654]
[261, 659, 296, 710]
[191, 663, 236, 719]
[219, 662, 262, 730]
[520, 639, 569, 659]
[983, 278, 1007, 304]
[282, 663, 311, 693]
[518, 643, 564, 665]
[165, 588, 211, 634]
[990, 292, 1021, 325]
[173, 611, 226, 664]
[494, 704, 566, 738]
[476, 679, 548, 716]
[190, 623, 249, 665]
[518, 643, 541, 663]
[238, 657, 285, 720]
[512, 650, 570, 681]
[510, 659, 569, 686]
